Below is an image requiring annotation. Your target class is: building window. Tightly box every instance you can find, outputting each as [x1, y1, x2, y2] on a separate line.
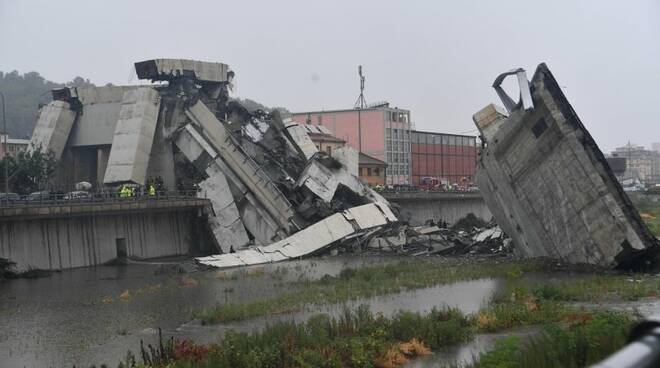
[391, 112, 398, 122]
[306, 113, 312, 124]
[317, 115, 322, 124]
[367, 168, 372, 176]
[326, 146, 332, 155]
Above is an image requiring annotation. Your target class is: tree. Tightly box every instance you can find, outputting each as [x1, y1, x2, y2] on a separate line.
[0, 71, 96, 139]
[0, 148, 58, 194]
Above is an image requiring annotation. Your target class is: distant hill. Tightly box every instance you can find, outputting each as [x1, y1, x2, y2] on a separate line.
[0, 71, 97, 139]
[0, 71, 290, 140]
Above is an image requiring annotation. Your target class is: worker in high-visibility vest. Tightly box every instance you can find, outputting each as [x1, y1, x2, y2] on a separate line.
[148, 184, 156, 197]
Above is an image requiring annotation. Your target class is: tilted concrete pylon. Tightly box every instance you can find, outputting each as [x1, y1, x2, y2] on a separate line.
[473, 63, 658, 269]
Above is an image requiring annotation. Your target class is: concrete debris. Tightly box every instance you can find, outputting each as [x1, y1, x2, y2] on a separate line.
[474, 63, 659, 269]
[196, 202, 396, 268]
[31, 58, 399, 261]
[357, 221, 512, 257]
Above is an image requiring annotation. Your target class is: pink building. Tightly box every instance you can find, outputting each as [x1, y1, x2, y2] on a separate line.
[291, 104, 412, 184]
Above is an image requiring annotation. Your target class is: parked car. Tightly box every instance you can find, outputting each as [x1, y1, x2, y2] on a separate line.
[27, 191, 51, 201]
[0, 192, 21, 203]
[63, 191, 91, 200]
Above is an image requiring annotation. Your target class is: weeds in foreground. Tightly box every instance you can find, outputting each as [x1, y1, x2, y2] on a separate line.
[115, 303, 634, 368]
[120, 305, 472, 368]
[0, 257, 51, 280]
[470, 311, 632, 368]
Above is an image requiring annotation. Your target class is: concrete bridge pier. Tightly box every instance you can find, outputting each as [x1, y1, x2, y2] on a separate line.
[0, 197, 213, 271]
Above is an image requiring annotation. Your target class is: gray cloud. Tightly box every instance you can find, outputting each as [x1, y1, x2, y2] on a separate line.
[1, 0, 658, 152]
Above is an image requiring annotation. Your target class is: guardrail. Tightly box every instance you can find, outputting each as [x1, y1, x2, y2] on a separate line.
[0, 190, 201, 208]
[377, 187, 480, 194]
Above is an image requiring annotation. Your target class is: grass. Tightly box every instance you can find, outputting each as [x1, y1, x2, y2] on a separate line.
[472, 271, 658, 332]
[195, 259, 545, 324]
[120, 305, 474, 368]
[195, 258, 660, 325]
[498, 273, 660, 303]
[0, 257, 51, 280]
[470, 310, 632, 368]
[632, 197, 660, 236]
[111, 258, 657, 367]
[118, 300, 635, 368]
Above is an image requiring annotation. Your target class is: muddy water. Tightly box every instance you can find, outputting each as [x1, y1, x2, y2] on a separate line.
[0, 256, 419, 367]
[0, 256, 583, 368]
[404, 328, 538, 368]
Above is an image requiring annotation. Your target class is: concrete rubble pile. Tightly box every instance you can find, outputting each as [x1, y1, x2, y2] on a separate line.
[473, 63, 659, 269]
[355, 221, 513, 257]
[30, 59, 398, 268]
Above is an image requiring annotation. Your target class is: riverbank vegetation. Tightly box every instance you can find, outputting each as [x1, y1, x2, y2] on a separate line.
[196, 258, 660, 325]
[117, 303, 633, 368]
[471, 311, 631, 368]
[112, 258, 652, 367]
[195, 259, 550, 324]
[119, 306, 473, 368]
[0, 257, 50, 280]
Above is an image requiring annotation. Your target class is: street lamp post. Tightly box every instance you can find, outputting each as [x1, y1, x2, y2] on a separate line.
[0, 92, 7, 200]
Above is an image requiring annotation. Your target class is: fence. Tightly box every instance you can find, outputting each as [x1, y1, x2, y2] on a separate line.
[0, 190, 201, 208]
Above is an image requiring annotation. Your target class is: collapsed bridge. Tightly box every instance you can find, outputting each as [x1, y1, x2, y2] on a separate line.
[473, 64, 659, 269]
[28, 59, 397, 268]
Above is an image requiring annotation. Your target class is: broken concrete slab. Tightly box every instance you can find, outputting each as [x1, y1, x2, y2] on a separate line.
[134, 59, 231, 83]
[29, 100, 77, 159]
[174, 124, 284, 246]
[474, 63, 658, 268]
[196, 202, 397, 269]
[333, 146, 359, 177]
[198, 165, 250, 253]
[185, 101, 301, 233]
[283, 120, 319, 160]
[104, 87, 161, 185]
[296, 158, 388, 204]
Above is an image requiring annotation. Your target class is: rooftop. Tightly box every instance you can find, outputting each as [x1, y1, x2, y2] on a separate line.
[359, 152, 386, 166]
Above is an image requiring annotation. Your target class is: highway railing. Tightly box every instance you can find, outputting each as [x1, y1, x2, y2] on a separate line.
[0, 190, 202, 208]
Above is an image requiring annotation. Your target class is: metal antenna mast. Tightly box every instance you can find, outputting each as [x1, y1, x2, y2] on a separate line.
[354, 65, 367, 109]
[354, 65, 366, 152]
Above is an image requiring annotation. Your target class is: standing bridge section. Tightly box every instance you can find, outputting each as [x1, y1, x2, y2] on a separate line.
[0, 193, 212, 270]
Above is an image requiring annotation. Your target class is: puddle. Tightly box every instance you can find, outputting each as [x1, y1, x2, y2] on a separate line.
[170, 278, 505, 347]
[405, 328, 538, 368]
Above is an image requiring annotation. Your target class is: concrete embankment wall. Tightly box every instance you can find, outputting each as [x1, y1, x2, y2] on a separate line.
[385, 192, 492, 226]
[0, 202, 210, 271]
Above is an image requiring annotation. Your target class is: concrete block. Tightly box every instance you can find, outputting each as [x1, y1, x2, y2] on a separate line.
[29, 101, 77, 159]
[474, 63, 658, 268]
[104, 87, 161, 185]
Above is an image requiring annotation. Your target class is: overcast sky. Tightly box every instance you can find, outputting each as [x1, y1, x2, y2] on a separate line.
[1, 0, 658, 152]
